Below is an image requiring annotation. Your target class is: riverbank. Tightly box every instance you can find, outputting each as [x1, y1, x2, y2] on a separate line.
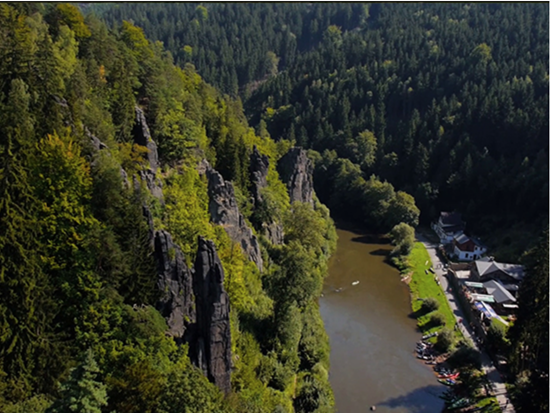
[402, 242, 460, 339]
[416, 232, 514, 413]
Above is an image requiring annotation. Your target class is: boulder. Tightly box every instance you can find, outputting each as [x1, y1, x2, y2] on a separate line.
[277, 147, 314, 206]
[191, 237, 232, 394]
[205, 162, 263, 272]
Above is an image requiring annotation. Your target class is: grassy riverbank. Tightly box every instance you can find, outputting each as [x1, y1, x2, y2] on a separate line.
[403, 243, 459, 337]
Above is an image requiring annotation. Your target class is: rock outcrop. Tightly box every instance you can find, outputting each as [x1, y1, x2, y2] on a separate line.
[138, 169, 164, 202]
[249, 146, 284, 245]
[277, 147, 314, 206]
[205, 162, 263, 271]
[191, 237, 232, 394]
[154, 230, 195, 342]
[250, 146, 269, 204]
[132, 106, 159, 173]
[132, 106, 164, 203]
[264, 222, 284, 245]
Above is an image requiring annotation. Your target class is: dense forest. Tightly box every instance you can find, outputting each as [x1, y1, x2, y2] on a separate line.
[1, 2, 548, 413]
[95, 3, 549, 412]
[0, 3, 339, 412]
[98, 2, 549, 259]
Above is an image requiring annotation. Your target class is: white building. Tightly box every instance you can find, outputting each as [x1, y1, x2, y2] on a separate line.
[432, 211, 465, 244]
[452, 233, 487, 261]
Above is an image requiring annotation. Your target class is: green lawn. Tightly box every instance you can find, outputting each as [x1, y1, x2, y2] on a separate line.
[406, 243, 461, 339]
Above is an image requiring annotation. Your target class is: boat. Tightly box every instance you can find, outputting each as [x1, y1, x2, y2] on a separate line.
[438, 372, 459, 379]
[437, 378, 456, 386]
[447, 398, 471, 410]
[352, 281, 360, 286]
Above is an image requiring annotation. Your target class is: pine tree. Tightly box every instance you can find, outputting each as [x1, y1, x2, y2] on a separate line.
[46, 350, 108, 413]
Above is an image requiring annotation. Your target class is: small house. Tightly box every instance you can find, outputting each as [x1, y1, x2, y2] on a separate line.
[452, 233, 487, 261]
[432, 211, 465, 244]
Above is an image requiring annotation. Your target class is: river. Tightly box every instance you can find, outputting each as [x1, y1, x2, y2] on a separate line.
[320, 227, 445, 413]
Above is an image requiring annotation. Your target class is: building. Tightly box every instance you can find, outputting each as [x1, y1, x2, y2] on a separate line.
[452, 233, 487, 261]
[483, 279, 518, 314]
[432, 211, 465, 244]
[471, 257, 524, 296]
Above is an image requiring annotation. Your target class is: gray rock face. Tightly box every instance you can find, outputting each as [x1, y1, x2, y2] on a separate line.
[88, 131, 108, 152]
[264, 221, 284, 245]
[132, 107, 163, 203]
[154, 230, 195, 342]
[120, 167, 129, 189]
[138, 169, 164, 204]
[277, 147, 314, 206]
[249, 146, 284, 245]
[133, 106, 159, 173]
[191, 237, 232, 394]
[250, 145, 269, 204]
[205, 163, 263, 272]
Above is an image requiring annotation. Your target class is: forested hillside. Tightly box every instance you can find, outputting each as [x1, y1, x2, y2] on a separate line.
[0, 3, 337, 412]
[97, 2, 549, 259]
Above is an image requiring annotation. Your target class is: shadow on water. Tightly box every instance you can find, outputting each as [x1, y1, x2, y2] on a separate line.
[351, 235, 391, 245]
[377, 384, 445, 413]
[370, 248, 391, 257]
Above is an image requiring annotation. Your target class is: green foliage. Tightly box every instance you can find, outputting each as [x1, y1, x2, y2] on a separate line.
[3, 395, 52, 413]
[0, 4, 343, 412]
[157, 360, 226, 413]
[298, 303, 330, 371]
[508, 231, 548, 413]
[389, 222, 415, 257]
[486, 319, 510, 356]
[447, 344, 482, 370]
[429, 312, 446, 327]
[46, 350, 108, 413]
[435, 328, 454, 353]
[100, 2, 550, 257]
[47, 3, 91, 38]
[422, 297, 440, 313]
[163, 167, 215, 263]
[294, 373, 334, 413]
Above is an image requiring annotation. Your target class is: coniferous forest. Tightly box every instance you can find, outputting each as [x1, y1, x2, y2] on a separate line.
[0, 3, 548, 413]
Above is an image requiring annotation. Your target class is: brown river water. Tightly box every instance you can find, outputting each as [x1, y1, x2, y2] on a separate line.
[320, 227, 445, 413]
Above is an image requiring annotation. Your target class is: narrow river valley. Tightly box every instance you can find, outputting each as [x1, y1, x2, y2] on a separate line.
[320, 227, 445, 413]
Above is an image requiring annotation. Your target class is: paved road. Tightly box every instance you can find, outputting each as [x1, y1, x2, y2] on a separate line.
[416, 232, 515, 413]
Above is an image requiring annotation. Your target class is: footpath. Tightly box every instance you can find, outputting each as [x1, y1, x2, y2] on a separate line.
[416, 232, 515, 413]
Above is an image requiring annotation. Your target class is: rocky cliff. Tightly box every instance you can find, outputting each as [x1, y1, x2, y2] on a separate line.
[205, 162, 264, 271]
[132, 106, 159, 173]
[250, 146, 269, 205]
[277, 147, 314, 206]
[191, 237, 232, 394]
[154, 230, 195, 343]
[249, 146, 284, 245]
[133, 106, 164, 203]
